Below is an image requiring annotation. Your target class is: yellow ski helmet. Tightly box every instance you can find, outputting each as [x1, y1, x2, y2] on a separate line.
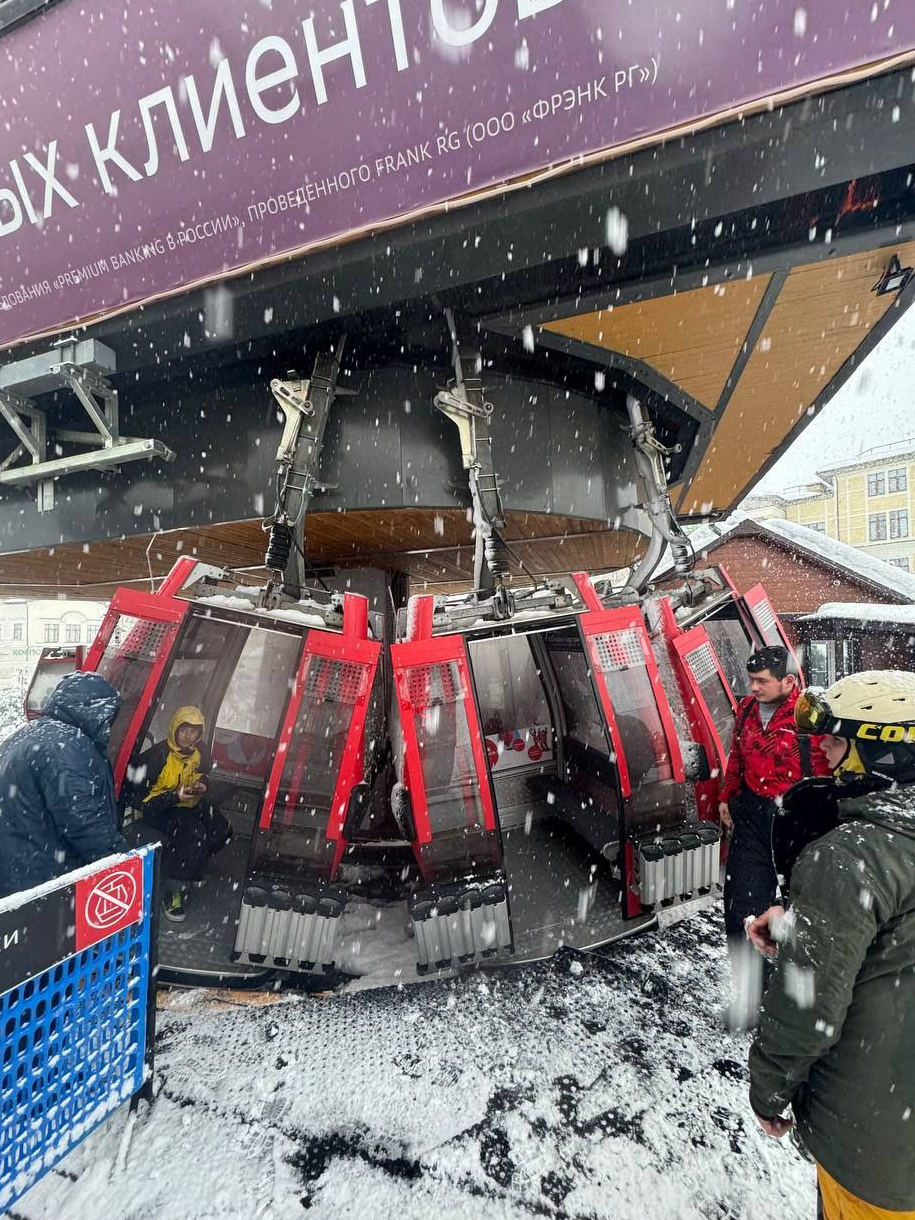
[795, 670, 915, 782]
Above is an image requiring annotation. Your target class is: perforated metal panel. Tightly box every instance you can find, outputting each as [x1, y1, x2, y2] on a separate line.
[404, 661, 465, 707]
[685, 642, 718, 686]
[102, 616, 169, 665]
[753, 596, 779, 641]
[592, 628, 645, 673]
[303, 654, 369, 705]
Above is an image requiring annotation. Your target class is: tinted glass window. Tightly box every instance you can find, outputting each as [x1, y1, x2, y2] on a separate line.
[704, 617, 754, 697]
[588, 627, 673, 788]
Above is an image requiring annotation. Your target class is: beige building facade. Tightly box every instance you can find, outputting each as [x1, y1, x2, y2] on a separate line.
[0, 599, 108, 689]
[743, 441, 915, 572]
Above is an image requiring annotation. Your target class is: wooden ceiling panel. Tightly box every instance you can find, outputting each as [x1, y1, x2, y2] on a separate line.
[0, 509, 645, 599]
[544, 276, 772, 408]
[680, 242, 915, 513]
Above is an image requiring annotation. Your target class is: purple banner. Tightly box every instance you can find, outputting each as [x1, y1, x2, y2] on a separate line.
[0, 0, 913, 350]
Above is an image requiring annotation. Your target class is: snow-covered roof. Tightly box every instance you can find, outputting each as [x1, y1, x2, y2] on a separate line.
[655, 514, 915, 602]
[801, 603, 915, 625]
[815, 438, 915, 477]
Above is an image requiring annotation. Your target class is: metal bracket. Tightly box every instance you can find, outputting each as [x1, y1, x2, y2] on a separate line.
[424, 577, 580, 633]
[0, 339, 175, 512]
[434, 312, 510, 597]
[264, 339, 346, 601]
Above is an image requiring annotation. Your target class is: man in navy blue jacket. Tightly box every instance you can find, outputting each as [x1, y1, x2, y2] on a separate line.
[0, 671, 126, 897]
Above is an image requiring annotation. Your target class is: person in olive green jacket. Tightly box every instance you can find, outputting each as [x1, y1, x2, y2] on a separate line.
[745, 671, 915, 1217]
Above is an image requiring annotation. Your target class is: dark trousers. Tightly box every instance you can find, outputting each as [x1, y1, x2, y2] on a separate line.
[145, 801, 231, 885]
[724, 789, 778, 1029]
[724, 788, 779, 939]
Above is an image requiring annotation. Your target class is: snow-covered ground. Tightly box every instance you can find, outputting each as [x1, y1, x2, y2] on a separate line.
[0, 686, 23, 746]
[14, 911, 815, 1220]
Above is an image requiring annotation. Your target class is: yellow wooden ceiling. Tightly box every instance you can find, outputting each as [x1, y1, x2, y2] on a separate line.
[544, 276, 772, 408]
[680, 243, 915, 513]
[544, 242, 915, 516]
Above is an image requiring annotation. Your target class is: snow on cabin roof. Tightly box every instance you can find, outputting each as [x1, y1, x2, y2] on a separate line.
[802, 602, 915, 625]
[654, 514, 915, 602]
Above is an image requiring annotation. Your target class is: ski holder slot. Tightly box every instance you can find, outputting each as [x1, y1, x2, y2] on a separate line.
[635, 824, 721, 907]
[233, 878, 346, 972]
[409, 875, 512, 974]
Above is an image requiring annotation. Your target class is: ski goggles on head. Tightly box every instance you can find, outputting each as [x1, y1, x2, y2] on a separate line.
[793, 687, 833, 735]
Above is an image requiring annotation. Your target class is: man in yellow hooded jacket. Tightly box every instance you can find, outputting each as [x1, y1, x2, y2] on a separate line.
[132, 706, 232, 922]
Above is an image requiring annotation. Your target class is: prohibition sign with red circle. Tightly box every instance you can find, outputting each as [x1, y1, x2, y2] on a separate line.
[75, 856, 144, 951]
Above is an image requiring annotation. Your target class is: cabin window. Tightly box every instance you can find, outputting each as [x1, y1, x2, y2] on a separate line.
[704, 618, 755, 697]
[144, 615, 234, 747]
[683, 641, 736, 757]
[216, 629, 301, 740]
[544, 634, 610, 757]
[97, 615, 174, 766]
[588, 628, 673, 788]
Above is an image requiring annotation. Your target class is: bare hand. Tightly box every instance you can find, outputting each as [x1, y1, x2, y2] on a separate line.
[747, 905, 786, 958]
[718, 801, 733, 833]
[756, 1114, 793, 1138]
[177, 784, 200, 801]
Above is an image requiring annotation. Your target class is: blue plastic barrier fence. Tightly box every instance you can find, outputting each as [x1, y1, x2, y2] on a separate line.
[0, 846, 158, 1211]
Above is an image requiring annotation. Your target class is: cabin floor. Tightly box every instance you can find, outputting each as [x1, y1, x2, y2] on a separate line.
[149, 772, 651, 987]
[503, 818, 651, 961]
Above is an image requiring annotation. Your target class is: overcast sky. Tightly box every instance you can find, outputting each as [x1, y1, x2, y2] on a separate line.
[754, 303, 915, 494]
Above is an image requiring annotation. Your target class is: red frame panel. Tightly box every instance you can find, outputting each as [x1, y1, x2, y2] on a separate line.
[258, 625, 380, 875]
[742, 583, 804, 680]
[671, 624, 738, 774]
[24, 646, 86, 720]
[82, 586, 189, 791]
[574, 590, 686, 801]
[390, 632, 497, 846]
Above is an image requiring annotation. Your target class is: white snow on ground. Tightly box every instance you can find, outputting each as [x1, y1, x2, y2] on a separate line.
[0, 686, 23, 746]
[14, 910, 816, 1220]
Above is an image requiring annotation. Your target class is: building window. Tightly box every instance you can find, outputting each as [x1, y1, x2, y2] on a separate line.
[43, 623, 59, 644]
[809, 521, 826, 533]
[888, 467, 908, 494]
[889, 557, 911, 571]
[12, 622, 23, 641]
[868, 472, 886, 497]
[890, 510, 909, 540]
[64, 624, 81, 644]
[869, 513, 888, 542]
[806, 641, 835, 689]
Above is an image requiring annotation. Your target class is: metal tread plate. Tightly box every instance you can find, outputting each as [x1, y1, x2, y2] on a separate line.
[502, 815, 653, 962]
[157, 835, 272, 983]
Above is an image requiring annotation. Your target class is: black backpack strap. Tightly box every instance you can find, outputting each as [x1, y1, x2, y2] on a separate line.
[798, 734, 813, 778]
[735, 698, 756, 740]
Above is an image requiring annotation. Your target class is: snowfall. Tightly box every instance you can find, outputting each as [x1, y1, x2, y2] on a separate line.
[0, 690, 816, 1220]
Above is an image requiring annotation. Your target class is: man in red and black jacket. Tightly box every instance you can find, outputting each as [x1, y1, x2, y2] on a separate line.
[719, 646, 830, 1024]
